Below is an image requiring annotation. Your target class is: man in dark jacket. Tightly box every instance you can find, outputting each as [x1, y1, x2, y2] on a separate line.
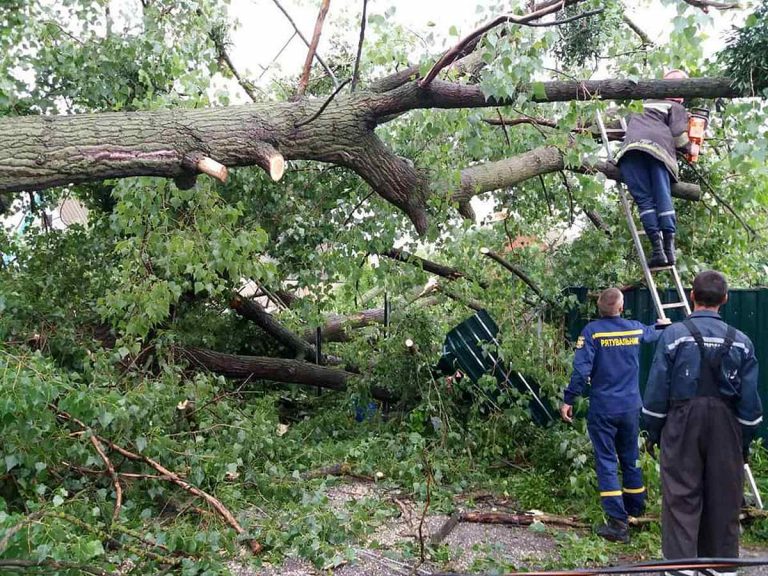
[643, 270, 762, 564]
[562, 288, 661, 543]
[616, 69, 691, 268]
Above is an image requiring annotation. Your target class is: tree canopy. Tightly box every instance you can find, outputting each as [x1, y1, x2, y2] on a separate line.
[0, 0, 767, 573]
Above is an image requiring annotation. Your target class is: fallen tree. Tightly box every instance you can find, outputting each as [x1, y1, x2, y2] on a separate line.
[0, 75, 746, 234]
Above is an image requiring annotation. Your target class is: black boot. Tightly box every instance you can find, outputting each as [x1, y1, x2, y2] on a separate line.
[595, 517, 630, 543]
[663, 232, 676, 265]
[647, 232, 669, 268]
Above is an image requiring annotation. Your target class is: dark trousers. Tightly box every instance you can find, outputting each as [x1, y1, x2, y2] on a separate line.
[619, 150, 676, 235]
[661, 397, 743, 560]
[588, 410, 646, 522]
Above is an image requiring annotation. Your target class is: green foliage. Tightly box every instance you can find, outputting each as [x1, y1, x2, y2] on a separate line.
[553, 0, 624, 68]
[720, 1, 768, 96]
[2, 0, 768, 572]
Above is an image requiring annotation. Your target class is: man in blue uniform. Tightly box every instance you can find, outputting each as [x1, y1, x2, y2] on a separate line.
[561, 288, 661, 543]
[643, 270, 762, 565]
[616, 69, 691, 268]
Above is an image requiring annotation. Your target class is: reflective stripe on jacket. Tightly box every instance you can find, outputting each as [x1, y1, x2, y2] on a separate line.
[643, 310, 762, 435]
[565, 317, 660, 415]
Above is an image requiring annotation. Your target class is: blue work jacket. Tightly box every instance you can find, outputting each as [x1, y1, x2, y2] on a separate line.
[565, 316, 660, 415]
[643, 310, 762, 435]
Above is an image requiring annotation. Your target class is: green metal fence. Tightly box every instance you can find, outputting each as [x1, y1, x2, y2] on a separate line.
[566, 287, 768, 439]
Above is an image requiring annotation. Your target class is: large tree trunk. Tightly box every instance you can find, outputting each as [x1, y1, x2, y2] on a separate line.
[0, 76, 753, 232]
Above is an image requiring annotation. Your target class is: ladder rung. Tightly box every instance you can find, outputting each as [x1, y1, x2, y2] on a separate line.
[662, 302, 688, 310]
[649, 265, 675, 272]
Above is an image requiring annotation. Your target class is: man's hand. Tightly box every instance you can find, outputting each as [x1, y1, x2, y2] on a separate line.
[560, 403, 573, 424]
[643, 430, 661, 459]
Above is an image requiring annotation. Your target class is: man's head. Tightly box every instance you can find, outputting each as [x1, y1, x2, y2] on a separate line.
[691, 270, 729, 309]
[598, 288, 624, 317]
[663, 69, 688, 103]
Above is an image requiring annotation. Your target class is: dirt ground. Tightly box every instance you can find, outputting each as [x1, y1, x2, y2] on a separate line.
[229, 479, 768, 576]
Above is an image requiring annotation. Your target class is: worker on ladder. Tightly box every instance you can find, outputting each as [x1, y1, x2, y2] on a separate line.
[615, 69, 691, 268]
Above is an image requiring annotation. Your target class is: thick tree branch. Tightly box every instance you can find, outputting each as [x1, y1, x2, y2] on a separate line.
[374, 77, 747, 116]
[381, 248, 489, 288]
[177, 346, 395, 401]
[1, 76, 751, 235]
[230, 294, 314, 360]
[297, 0, 332, 96]
[453, 146, 701, 207]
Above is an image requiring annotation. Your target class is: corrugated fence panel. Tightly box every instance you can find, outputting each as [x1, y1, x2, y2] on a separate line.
[566, 287, 768, 440]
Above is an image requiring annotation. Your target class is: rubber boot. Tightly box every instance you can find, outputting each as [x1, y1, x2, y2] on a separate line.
[647, 232, 669, 269]
[663, 232, 676, 265]
[595, 517, 630, 544]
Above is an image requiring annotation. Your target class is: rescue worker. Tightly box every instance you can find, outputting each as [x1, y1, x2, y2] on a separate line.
[616, 69, 691, 268]
[643, 270, 762, 564]
[561, 288, 661, 543]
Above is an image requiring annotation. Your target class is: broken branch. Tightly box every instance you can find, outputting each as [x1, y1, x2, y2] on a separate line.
[195, 156, 228, 182]
[89, 434, 122, 526]
[350, 0, 368, 91]
[480, 247, 554, 306]
[297, 0, 332, 95]
[271, 0, 338, 87]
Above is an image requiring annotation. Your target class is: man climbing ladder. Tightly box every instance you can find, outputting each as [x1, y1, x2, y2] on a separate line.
[615, 69, 692, 268]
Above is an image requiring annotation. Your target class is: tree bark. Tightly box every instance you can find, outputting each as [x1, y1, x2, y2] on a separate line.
[305, 307, 386, 343]
[381, 248, 489, 287]
[230, 294, 314, 360]
[456, 146, 701, 204]
[176, 346, 395, 401]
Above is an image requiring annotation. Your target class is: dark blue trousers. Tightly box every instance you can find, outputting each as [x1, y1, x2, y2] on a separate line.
[619, 150, 676, 235]
[587, 409, 646, 522]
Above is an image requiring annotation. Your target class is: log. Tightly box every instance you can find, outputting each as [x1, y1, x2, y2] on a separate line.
[459, 511, 588, 528]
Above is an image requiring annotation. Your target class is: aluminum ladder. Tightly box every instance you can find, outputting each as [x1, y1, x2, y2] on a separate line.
[594, 110, 691, 323]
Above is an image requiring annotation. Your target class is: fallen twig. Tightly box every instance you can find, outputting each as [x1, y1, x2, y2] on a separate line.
[89, 434, 122, 526]
[459, 510, 588, 528]
[53, 407, 262, 554]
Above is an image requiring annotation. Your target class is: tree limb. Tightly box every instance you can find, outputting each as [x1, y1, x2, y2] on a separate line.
[297, 0, 332, 95]
[271, 0, 338, 87]
[350, 0, 368, 92]
[621, 12, 653, 46]
[381, 247, 488, 288]
[480, 247, 554, 306]
[89, 434, 123, 526]
[419, 2, 599, 87]
[210, 33, 259, 102]
[452, 145, 701, 206]
[681, 0, 740, 12]
[176, 346, 395, 401]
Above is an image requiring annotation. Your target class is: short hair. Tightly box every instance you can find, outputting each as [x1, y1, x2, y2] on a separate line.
[692, 270, 728, 307]
[598, 288, 624, 317]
